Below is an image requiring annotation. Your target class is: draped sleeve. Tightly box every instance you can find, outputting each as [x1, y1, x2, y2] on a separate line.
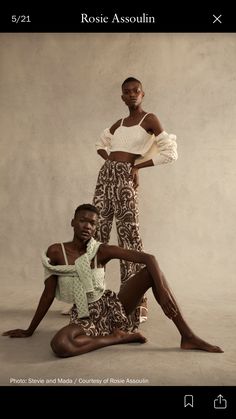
[95, 128, 113, 152]
[152, 131, 178, 166]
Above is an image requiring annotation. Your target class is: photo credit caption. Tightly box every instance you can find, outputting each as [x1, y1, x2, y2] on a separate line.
[9, 377, 149, 385]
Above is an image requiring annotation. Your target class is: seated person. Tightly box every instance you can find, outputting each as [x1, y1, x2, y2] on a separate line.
[2, 204, 223, 357]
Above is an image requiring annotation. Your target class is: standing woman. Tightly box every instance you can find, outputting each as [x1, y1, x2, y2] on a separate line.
[93, 77, 178, 329]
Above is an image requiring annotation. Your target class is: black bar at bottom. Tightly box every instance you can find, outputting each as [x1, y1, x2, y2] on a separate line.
[1, 386, 235, 414]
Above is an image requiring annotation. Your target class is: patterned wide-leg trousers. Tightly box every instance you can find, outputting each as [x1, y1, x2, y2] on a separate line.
[93, 160, 146, 330]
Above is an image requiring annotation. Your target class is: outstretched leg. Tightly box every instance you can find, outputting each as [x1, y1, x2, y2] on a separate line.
[50, 324, 146, 358]
[118, 266, 223, 353]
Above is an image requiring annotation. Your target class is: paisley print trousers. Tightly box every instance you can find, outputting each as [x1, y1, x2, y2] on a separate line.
[70, 290, 139, 335]
[93, 160, 146, 330]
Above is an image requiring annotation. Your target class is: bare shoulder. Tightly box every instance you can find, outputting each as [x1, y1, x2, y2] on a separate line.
[144, 113, 163, 136]
[46, 243, 62, 264]
[146, 112, 160, 121]
[110, 119, 122, 134]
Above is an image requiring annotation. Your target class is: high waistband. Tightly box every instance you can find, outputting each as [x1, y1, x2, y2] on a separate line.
[104, 159, 132, 168]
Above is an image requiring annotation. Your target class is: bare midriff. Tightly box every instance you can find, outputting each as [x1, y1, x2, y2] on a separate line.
[108, 151, 140, 165]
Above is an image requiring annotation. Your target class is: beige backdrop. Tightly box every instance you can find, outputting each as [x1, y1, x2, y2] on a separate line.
[0, 33, 236, 385]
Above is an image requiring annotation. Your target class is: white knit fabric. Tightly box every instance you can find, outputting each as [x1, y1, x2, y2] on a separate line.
[152, 131, 178, 165]
[42, 238, 105, 318]
[96, 126, 177, 166]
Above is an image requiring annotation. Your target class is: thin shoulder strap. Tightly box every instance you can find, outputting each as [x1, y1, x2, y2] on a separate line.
[138, 113, 150, 125]
[61, 243, 69, 265]
[120, 118, 123, 126]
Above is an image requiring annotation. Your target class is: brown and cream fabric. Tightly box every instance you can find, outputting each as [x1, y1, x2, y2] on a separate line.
[93, 160, 146, 329]
[70, 289, 139, 335]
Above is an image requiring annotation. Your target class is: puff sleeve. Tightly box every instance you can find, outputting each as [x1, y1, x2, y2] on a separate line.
[152, 131, 178, 166]
[95, 128, 112, 152]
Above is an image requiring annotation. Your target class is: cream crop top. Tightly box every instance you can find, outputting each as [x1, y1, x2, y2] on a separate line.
[95, 113, 178, 166]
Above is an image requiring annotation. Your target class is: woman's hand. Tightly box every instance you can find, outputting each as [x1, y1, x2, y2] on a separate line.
[131, 167, 139, 189]
[2, 329, 33, 338]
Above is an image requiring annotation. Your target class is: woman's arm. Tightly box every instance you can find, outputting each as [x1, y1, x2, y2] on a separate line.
[98, 244, 178, 318]
[97, 149, 109, 160]
[98, 244, 164, 288]
[2, 275, 57, 338]
[132, 114, 162, 171]
[96, 120, 121, 160]
[133, 113, 177, 169]
[2, 246, 59, 338]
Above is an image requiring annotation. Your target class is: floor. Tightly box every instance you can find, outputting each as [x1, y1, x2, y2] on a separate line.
[1, 286, 235, 388]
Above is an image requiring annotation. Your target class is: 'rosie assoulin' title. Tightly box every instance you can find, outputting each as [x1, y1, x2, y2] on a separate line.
[80, 13, 156, 24]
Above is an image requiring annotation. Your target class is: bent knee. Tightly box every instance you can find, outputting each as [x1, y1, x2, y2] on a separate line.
[50, 325, 85, 358]
[50, 334, 70, 358]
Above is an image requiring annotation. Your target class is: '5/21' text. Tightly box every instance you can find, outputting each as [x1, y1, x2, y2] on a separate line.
[12, 15, 31, 23]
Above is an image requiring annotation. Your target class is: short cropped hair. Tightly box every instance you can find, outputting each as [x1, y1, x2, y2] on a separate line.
[122, 77, 142, 88]
[74, 204, 99, 218]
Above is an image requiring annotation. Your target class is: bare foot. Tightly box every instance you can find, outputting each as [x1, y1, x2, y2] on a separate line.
[112, 328, 147, 344]
[181, 335, 224, 353]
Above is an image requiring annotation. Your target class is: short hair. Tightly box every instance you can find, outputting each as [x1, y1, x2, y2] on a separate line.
[74, 204, 99, 218]
[122, 77, 142, 88]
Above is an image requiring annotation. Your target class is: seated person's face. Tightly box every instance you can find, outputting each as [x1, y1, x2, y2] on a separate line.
[72, 210, 98, 241]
